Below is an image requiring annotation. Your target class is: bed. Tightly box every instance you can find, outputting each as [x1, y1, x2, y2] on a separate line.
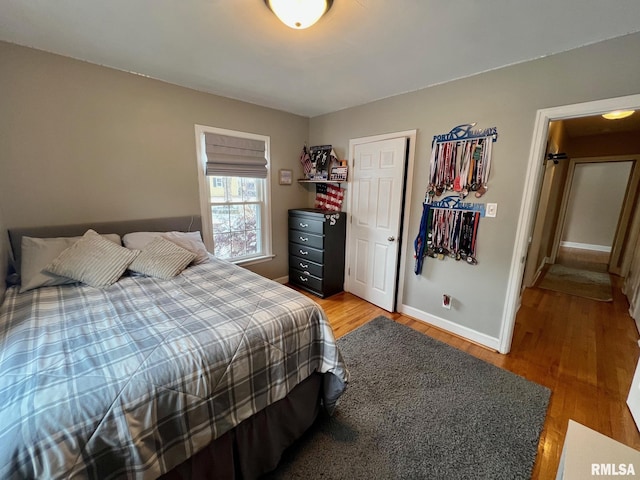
[0, 216, 348, 479]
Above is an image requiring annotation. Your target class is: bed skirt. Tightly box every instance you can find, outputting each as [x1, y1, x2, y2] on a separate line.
[159, 372, 323, 480]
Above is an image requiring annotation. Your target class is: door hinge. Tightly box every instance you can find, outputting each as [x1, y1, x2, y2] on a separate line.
[348, 267, 350, 276]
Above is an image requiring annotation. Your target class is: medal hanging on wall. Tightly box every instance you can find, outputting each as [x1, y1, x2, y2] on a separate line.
[458, 210, 480, 265]
[430, 138, 492, 199]
[428, 124, 497, 201]
[424, 207, 481, 266]
[449, 210, 462, 260]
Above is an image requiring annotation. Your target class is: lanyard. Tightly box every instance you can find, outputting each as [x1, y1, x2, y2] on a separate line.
[425, 207, 480, 264]
[433, 136, 493, 199]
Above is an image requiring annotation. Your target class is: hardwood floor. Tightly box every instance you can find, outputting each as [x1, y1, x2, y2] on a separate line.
[291, 278, 640, 479]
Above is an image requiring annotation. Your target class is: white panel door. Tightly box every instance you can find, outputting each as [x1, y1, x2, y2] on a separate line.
[347, 137, 407, 311]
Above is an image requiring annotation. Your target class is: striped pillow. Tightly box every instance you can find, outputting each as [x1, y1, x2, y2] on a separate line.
[19, 233, 122, 292]
[128, 237, 196, 280]
[45, 229, 139, 288]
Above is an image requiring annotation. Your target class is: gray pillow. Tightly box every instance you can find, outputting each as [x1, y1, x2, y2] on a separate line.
[20, 233, 121, 293]
[128, 237, 196, 280]
[45, 230, 138, 288]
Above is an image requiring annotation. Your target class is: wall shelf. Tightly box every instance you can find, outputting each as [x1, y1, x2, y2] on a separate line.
[298, 179, 345, 185]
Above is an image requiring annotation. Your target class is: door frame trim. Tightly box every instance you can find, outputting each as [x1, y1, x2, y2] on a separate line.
[345, 130, 417, 311]
[499, 93, 640, 354]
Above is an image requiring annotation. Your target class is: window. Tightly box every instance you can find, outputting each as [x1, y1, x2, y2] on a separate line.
[209, 176, 262, 259]
[195, 126, 272, 264]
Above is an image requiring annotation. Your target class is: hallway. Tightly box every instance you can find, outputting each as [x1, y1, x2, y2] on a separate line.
[555, 244, 610, 273]
[516, 272, 640, 476]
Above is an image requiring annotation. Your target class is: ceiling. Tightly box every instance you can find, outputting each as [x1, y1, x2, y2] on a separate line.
[1, 1, 640, 117]
[562, 113, 640, 138]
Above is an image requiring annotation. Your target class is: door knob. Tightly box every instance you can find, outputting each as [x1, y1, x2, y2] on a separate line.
[388, 236, 395, 242]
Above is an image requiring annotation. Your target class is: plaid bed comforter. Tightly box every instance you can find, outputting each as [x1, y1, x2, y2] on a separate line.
[0, 257, 347, 479]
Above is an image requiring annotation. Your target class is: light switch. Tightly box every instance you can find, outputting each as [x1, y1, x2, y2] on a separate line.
[486, 203, 498, 218]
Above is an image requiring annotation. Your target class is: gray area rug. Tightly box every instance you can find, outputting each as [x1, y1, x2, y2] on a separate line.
[538, 263, 613, 302]
[265, 316, 551, 479]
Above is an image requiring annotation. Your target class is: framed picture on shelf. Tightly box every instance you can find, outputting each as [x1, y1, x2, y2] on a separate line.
[279, 169, 293, 185]
[310, 145, 332, 180]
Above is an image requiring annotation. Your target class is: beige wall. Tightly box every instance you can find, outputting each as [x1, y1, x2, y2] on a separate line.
[562, 161, 632, 247]
[0, 42, 310, 280]
[0, 203, 8, 303]
[309, 32, 640, 341]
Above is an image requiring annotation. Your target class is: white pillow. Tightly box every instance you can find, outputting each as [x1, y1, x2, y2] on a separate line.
[20, 233, 121, 293]
[45, 230, 138, 288]
[121, 231, 160, 250]
[128, 237, 196, 280]
[123, 231, 209, 265]
[162, 232, 209, 265]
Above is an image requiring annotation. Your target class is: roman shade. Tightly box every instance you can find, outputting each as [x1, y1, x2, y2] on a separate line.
[205, 133, 267, 178]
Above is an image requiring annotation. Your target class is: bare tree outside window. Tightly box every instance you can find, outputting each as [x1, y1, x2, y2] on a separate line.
[209, 176, 262, 260]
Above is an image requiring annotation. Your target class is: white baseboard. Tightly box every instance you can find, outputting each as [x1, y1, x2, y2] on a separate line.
[530, 256, 550, 286]
[399, 304, 501, 351]
[560, 241, 611, 253]
[273, 275, 289, 284]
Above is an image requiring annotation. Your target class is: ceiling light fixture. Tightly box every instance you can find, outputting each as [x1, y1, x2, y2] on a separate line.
[264, 0, 333, 29]
[602, 110, 635, 120]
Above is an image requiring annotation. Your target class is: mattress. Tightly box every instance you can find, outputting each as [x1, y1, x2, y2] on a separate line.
[0, 256, 347, 479]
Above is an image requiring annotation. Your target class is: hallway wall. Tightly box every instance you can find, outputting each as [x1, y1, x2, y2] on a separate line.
[562, 161, 632, 250]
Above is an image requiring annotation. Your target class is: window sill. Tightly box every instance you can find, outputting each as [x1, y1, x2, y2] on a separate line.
[232, 254, 275, 267]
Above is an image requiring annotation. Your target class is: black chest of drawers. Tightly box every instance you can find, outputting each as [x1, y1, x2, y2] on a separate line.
[288, 208, 346, 298]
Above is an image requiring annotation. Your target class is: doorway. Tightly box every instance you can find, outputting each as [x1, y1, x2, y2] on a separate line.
[499, 93, 640, 353]
[524, 154, 639, 294]
[533, 155, 637, 302]
[552, 157, 638, 275]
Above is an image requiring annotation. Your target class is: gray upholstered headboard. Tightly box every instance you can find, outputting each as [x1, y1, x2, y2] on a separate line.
[9, 215, 202, 272]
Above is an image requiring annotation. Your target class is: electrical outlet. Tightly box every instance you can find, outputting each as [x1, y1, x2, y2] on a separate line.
[486, 203, 498, 218]
[442, 294, 452, 310]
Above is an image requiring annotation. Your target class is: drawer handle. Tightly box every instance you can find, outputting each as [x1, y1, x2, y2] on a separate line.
[299, 250, 308, 256]
[299, 276, 308, 282]
[299, 262, 308, 269]
[303, 271, 310, 276]
[299, 222, 309, 228]
[299, 236, 308, 242]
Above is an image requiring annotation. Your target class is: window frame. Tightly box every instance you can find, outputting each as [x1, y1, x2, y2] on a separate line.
[194, 125, 273, 266]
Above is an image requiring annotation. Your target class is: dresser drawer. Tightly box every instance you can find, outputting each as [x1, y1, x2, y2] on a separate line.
[289, 268, 323, 292]
[289, 255, 324, 278]
[289, 242, 323, 264]
[288, 230, 324, 250]
[288, 215, 324, 234]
